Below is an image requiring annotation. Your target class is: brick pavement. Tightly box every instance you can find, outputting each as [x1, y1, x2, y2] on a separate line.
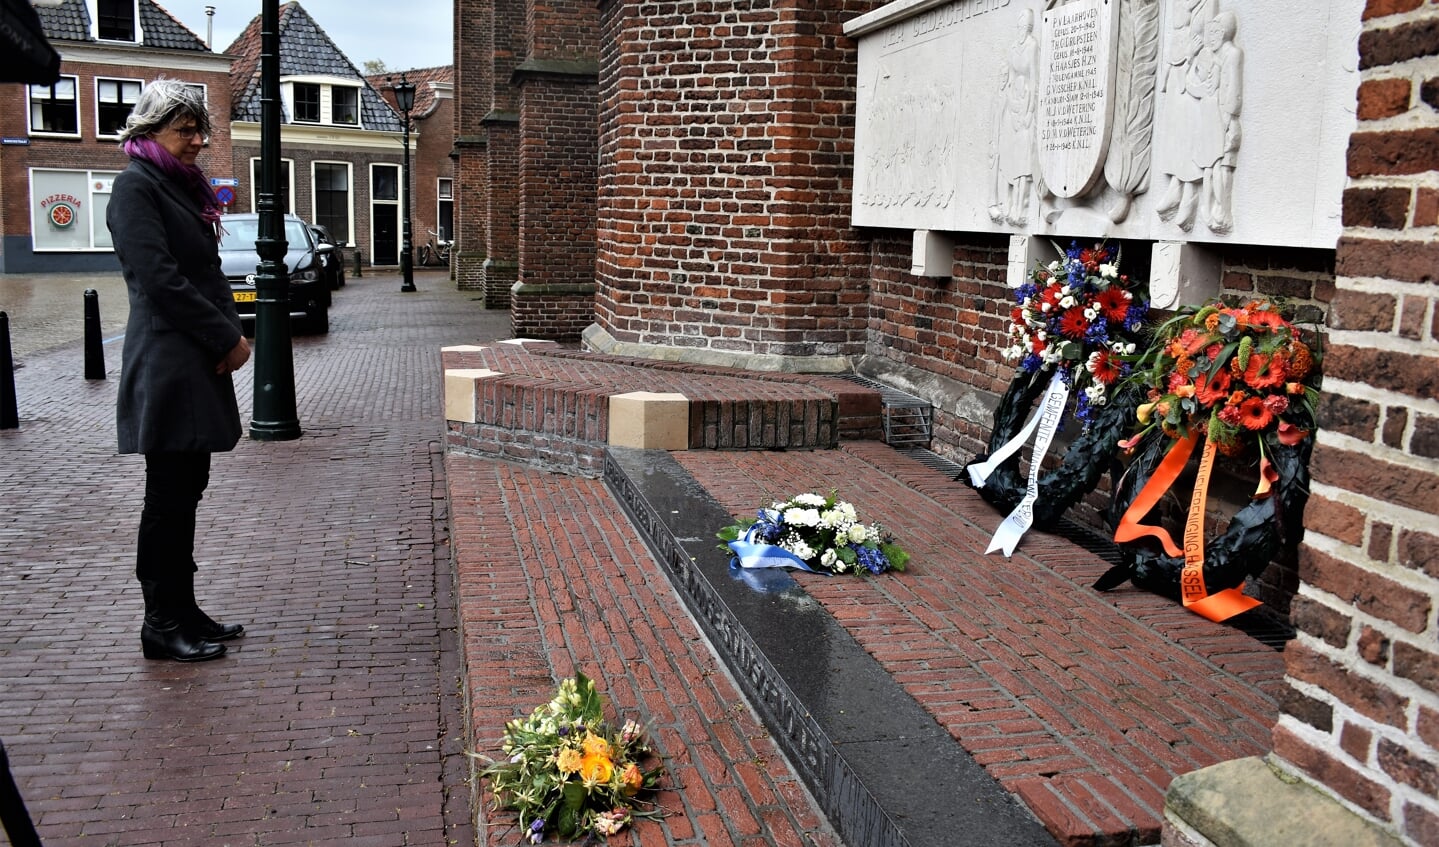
[0, 271, 490, 847]
[2, 266, 1289, 847]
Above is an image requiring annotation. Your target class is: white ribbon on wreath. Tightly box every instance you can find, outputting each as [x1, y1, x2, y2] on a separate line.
[967, 371, 1071, 557]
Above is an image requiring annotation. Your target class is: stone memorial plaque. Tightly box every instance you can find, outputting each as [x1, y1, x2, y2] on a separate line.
[846, 0, 1364, 251]
[1037, 0, 1120, 198]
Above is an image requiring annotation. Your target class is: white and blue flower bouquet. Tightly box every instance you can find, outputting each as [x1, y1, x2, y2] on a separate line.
[716, 492, 908, 576]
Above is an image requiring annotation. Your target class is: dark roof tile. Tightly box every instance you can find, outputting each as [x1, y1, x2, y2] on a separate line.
[36, 0, 207, 52]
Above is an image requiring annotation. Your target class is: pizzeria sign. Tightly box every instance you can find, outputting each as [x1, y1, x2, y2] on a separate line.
[40, 192, 82, 228]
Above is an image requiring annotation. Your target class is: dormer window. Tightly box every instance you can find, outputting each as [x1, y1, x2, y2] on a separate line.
[97, 0, 138, 42]
[282, 79, 364, 128]
[332, 87, 359, 125]
[293, 83, 322, 123]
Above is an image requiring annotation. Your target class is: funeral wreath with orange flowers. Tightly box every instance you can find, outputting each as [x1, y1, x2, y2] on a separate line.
[1096, 299, 1322, 621]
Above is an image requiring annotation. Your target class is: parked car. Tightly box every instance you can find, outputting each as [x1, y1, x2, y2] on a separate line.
[218, 213, 332, 334]
[307, 224, 346, 290]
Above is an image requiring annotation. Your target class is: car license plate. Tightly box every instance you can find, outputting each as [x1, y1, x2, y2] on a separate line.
[233, 291, 257, 302]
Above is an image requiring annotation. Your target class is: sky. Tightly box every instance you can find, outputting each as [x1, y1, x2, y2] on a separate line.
[156, 0, 454, 72]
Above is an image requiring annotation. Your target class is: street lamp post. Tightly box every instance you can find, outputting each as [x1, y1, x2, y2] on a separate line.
[390, 74, 417, 293]
[250, 0, 300, 441]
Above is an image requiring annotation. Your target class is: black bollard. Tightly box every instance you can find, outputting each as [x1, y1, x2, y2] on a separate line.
[353, 248, 363, 279]
[83, 289, 105, 380]
[0, 312, 17, 430]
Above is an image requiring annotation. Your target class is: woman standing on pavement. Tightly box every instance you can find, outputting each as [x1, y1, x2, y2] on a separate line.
[107, 79, 249, 662]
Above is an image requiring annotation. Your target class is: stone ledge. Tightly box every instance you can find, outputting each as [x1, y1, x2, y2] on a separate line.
[1163, 757, 1404, 847]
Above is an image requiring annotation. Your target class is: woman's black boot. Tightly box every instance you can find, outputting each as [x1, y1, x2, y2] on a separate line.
[177, 570, 244, 641]
[140, 580, 226, 662]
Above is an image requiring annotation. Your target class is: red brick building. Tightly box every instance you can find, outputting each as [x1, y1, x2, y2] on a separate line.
[368, 65, 455, 272]
[455, 0, 1439, 844]
[0, 0, 233, 273]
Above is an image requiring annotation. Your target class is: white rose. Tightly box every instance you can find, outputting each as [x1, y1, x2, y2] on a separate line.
[793, 493, 825, 507]
[783, 507, 821, 527]
[848, 525, 870, 544]
[820, 549, 837, 568]
[1099, 263, 1118, 279]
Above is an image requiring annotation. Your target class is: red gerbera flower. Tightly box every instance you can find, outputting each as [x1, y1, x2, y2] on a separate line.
[1095, 288, 1131, 323]
[1088, 351, 1124, 385]
[1237, 397, 1274, 431]
[1059, 308, 1090, 339]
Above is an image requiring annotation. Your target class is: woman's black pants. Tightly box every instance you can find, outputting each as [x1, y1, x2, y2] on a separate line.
[136, 452, 211, 582]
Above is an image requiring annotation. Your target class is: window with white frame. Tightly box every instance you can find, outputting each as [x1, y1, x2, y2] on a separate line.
[96, 78, 143, 138]
[331, 86, 359, 125]
[436, 178, 453, 242]
[96, 0, 138, 42]
[249, 157, 295, 214]
[29, 76, 79, 136]
[30, 169, 120, 251]
[283, 79, 364, 127]
[313, 162, 352, 244]
[292, 83, 322, 123]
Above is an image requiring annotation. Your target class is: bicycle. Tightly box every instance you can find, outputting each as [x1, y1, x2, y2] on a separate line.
[417, 229, 453, 266]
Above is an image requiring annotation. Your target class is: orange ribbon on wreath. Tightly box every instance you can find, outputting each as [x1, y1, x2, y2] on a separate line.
[1113, 432, 1262, 622]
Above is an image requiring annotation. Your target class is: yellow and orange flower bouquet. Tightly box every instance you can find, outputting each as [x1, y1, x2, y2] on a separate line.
[478, 673, 666, 843]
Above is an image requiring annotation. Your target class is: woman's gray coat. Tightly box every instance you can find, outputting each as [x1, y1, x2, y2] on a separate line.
[107, 158, 244, 454]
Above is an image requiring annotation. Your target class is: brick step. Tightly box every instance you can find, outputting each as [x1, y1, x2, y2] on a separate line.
[441, 341, 885, 475]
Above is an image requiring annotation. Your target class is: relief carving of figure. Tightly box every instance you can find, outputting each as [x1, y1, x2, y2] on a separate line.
[989, 9, 1040, 227]
[1152, 0, 1214, 230]
[1203, 11, 1242, 232]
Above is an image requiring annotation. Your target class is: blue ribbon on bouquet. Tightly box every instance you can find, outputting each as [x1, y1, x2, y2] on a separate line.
[726, 517, 823, 573]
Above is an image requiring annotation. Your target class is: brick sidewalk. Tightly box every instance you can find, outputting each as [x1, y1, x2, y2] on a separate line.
[0, 271, 487, 847]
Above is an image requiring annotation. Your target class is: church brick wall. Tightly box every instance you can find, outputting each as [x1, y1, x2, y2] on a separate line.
[593, 0, 880, 359]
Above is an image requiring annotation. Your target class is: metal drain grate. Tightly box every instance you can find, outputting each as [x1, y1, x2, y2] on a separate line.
[839, 375, 933, 448]
[899, 447, 1297, 650]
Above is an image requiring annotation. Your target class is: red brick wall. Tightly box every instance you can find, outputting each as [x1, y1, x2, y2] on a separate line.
[1270, 3, 1439, 842]
[414, 92, 456, 262]
[593, 0, 880, 359]
[864, 230, 1336, 613]
[453, 0, 490, 290]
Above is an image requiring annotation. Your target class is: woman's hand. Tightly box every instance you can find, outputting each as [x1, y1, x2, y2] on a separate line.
[217, 336, 251, 374]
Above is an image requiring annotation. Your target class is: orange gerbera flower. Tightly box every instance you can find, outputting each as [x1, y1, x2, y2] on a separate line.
[1247, 309, 1289, 331]
[1243, 351, 1288, 390]
[1237, 397, 1274, 431]
[1195, 369, 1232, 406]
